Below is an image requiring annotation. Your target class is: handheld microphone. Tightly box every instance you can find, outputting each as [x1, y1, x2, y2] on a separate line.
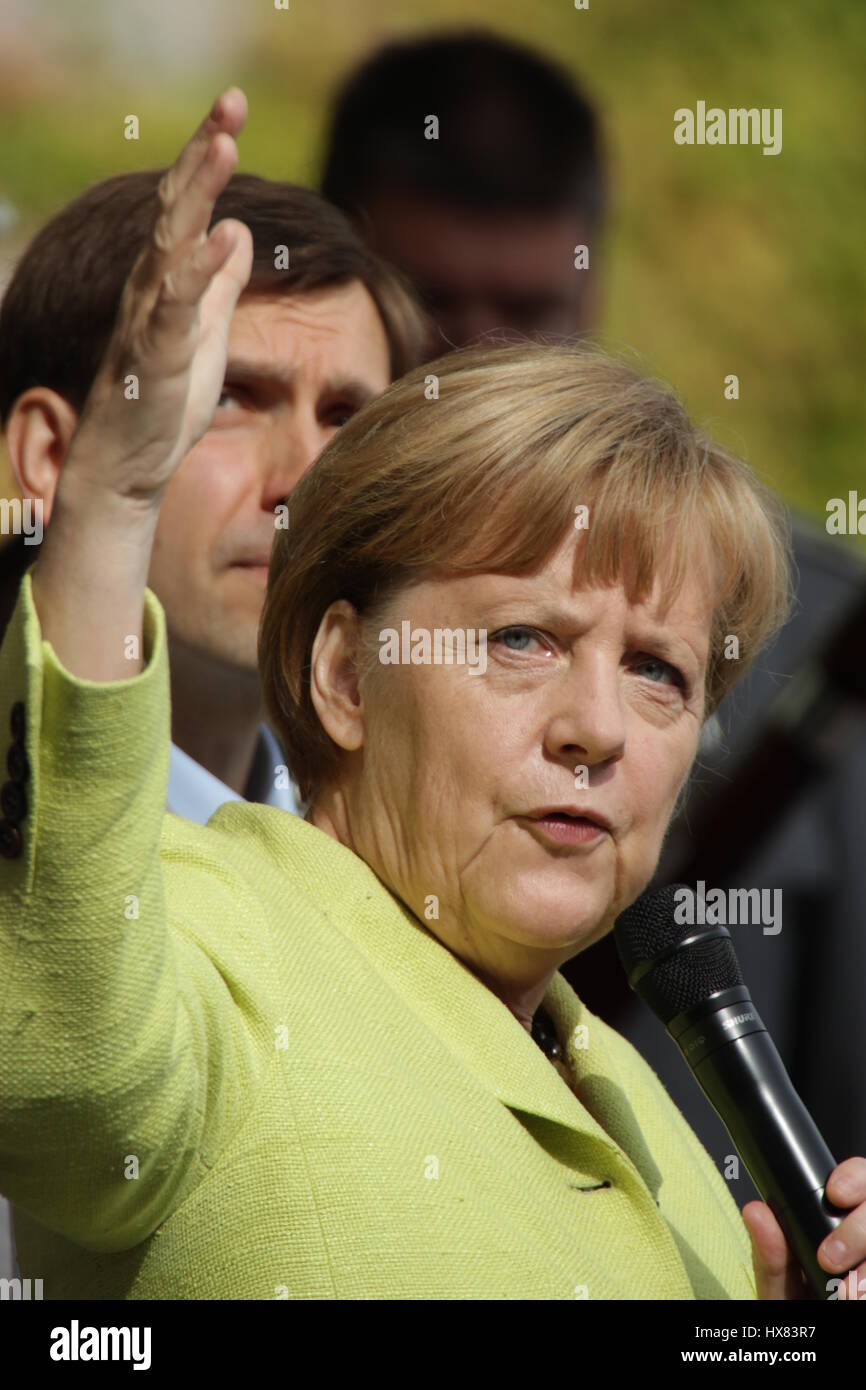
[614, 883, 850, 1299]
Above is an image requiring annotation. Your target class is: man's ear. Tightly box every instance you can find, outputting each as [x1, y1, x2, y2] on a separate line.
[4, 388, 80, 523]
[309, 600, 366, 755]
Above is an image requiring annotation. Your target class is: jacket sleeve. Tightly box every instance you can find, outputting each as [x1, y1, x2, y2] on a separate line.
[0, 569, 266, 1254]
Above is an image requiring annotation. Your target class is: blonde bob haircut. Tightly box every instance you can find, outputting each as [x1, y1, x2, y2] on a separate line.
[259, 342, 795, 806]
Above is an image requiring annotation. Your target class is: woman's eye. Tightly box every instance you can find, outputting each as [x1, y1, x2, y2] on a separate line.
[491, 626, 548, 654]
[635, 655, 685, 688]
[216, 388, 242, 411]
[489, 631, 685, 688]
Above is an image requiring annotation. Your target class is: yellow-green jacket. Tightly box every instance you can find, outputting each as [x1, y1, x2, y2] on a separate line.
[0, 572, 756, 1299]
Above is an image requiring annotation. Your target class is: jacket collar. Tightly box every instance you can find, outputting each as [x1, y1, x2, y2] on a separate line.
[213, 803, 640, 1169]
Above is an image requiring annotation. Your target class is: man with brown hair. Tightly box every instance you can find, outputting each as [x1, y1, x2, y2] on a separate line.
[0, 162, 424, 819]
[0, 90, 425, 1279]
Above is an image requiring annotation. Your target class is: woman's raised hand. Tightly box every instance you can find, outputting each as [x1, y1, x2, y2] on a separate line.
[68, 87, 253, 503]
[31, 88, 253, 682]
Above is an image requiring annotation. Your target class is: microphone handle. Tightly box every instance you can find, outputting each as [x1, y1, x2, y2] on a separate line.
[670, 990, 850, 1299]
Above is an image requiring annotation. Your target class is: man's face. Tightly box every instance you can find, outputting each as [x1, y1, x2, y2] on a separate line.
[362, 191, 599, 353]
[148, 281, 391, 674]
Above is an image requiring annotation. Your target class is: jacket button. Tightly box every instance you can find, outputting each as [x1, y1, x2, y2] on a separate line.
[10, 702, 25, 743]
[7, 744, 29, 783]
[0, 781, 26, 822]
[0, 820, 22, 859]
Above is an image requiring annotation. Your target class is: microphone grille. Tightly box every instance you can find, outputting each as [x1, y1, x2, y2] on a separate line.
[614, 884, 745, 1023]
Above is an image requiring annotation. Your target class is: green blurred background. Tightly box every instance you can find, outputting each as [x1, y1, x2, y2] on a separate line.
[1, 0, 863, 548]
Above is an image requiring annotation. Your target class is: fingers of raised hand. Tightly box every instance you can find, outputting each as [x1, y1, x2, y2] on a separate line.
[153, 131, 239, 265]
[156, 87, 246, 220]
[147, 221, 242, 344]
[114, 90, 249, 359]
[127, 88, 246, 302]
[164, 87, 247, 201]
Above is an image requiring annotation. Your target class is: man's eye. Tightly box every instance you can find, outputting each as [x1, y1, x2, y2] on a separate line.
[325, 403, 357, 428]
[216, 389, 242, 411]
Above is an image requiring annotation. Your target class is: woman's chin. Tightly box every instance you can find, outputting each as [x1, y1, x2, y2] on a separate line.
[456, 831, 622, 953]
[480, 884, 616, 954]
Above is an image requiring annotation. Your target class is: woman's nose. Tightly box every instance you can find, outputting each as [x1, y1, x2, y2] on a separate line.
[542, 658, 627, 768]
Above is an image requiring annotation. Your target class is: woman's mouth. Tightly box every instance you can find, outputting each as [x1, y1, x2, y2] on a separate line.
[518, 812, 608, 846]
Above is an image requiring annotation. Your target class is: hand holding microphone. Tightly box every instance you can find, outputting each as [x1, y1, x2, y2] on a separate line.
[742, 1159, 866, 1300]
[615, 884, 866, 1300]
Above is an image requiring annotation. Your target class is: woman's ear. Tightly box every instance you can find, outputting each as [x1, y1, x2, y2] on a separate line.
[309, 600, 366, 753]
[4, 388, 80, 522]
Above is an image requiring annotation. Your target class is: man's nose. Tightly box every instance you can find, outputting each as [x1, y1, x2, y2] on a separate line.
[259, 409, 332, 511]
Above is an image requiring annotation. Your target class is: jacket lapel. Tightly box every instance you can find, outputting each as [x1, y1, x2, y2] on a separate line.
[225, 806, 641, 1170]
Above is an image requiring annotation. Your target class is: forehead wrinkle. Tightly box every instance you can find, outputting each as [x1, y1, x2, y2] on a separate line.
[233, 286, 377, 341]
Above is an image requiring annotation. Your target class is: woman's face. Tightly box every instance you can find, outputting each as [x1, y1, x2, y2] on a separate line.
[323, 528, 714, 996]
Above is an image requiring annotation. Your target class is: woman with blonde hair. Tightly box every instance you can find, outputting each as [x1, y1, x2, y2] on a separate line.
[2, 90, 865, 1301]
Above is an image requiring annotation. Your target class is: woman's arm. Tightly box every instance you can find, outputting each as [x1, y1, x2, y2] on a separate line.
[31, 87, 252, 678]
[0, 89, 266, 1254]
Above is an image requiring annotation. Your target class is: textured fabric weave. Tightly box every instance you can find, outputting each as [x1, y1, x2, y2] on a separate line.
[0, 571, 756, 1299]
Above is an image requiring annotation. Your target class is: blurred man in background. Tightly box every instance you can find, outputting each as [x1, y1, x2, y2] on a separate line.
[321, 30, 606, 355]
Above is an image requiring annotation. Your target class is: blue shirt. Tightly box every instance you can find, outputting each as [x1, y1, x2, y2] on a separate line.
[167, 722, 304, 824]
